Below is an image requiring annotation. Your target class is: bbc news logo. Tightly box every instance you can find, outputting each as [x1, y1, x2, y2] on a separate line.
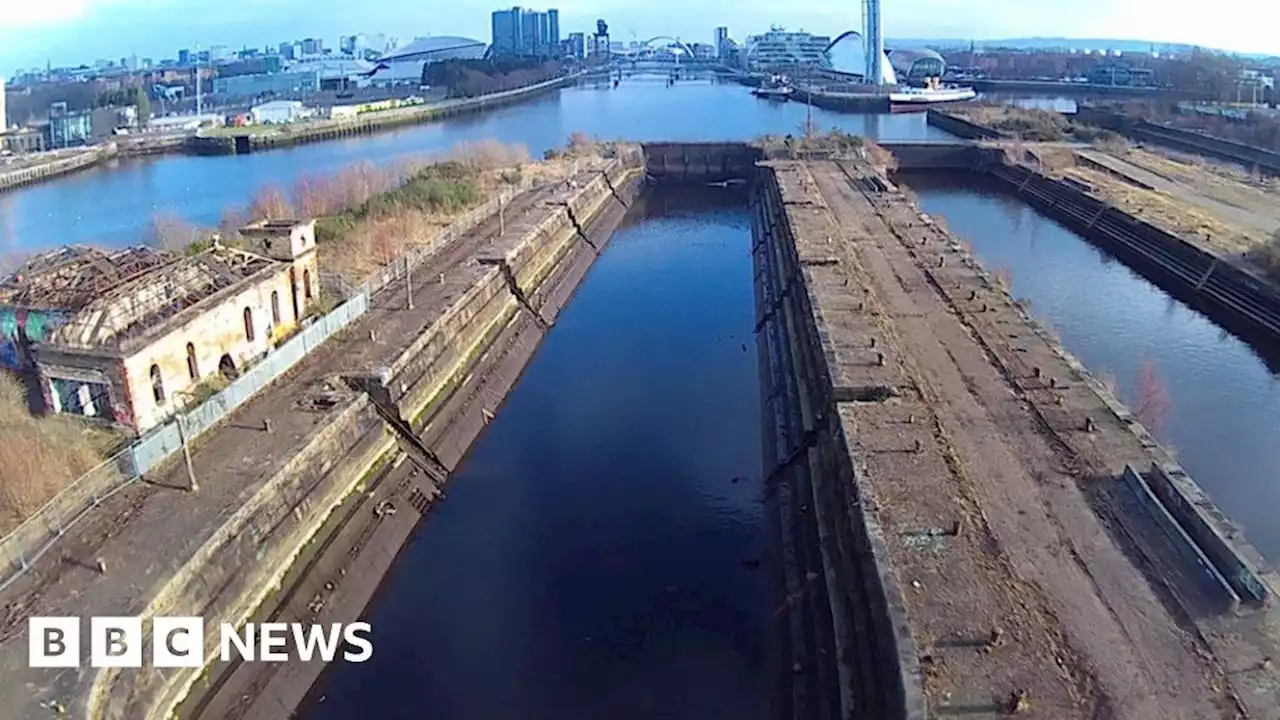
[29, 617, 373, 668]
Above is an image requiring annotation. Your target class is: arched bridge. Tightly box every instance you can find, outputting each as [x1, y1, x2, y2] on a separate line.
[637, 36, 697, 60]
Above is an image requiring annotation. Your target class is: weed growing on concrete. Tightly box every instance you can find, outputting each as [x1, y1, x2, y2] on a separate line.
[992, 267, 1013, 291]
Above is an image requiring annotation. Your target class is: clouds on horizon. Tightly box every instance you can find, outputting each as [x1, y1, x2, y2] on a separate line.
[2, 0, 1277, 70]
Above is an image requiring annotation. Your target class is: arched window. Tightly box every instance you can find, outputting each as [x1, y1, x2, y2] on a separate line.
[186, 343, 199, 380]
[150, 364, 165, 404]
[303, 269, 313, 300]
[271, 290, 281, 325]
[243, 307, 255, 342]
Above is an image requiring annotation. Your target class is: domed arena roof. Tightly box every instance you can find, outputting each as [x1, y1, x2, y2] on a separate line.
[378, 36, 488, 63]
[887, 47, 945, 80]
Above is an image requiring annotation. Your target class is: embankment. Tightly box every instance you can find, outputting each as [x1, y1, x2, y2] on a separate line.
[187, 74, 581, 156]
[1074, 107, 1280, 175]
[0, 145, 116, 193]
[87, 156, 643, 720]
[981, 159, 1280, 353]
[752, 161, 926, 720]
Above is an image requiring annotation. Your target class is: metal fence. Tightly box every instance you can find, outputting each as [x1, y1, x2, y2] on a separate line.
[0, 449, 139, 591]
[0, 173, 553, 592]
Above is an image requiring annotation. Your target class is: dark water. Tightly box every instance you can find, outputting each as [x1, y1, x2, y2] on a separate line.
[306, 185, 769, 720]
[0, 74, 953, 255]
[904, 174, 1280, 559]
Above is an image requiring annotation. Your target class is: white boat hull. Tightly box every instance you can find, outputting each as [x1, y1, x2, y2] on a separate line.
[889, 87, 977, 105]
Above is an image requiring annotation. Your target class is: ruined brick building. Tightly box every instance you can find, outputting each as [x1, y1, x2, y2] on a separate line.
[0, 219, 318, 433]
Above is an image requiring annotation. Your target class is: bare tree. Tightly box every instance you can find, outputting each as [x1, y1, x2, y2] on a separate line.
[143, 212, 197, 252]
[1134, 358, 1172, 437]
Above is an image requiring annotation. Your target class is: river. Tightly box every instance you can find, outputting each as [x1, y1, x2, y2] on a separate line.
[0, 74, 952, 255]
[305, 185, 769, 719]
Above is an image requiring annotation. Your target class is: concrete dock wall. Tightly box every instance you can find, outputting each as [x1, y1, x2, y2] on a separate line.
[0, 146, 115, 193]
[642, 142, 762, 182]
[752, 163, 926, 720]
[880, 142, 984, 170]
[925, 109, 1002, 140]
[86, 159, 644, 720]
[1144, 464, 1270, 605]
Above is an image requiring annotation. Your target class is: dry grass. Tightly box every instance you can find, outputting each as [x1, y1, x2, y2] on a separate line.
[145, 138, 616, 286]
[0, 373, 118, 534]
[1246, 229, 1280, 283]
[1066, 161, 1260, 256]
[449, 139, 531, 171]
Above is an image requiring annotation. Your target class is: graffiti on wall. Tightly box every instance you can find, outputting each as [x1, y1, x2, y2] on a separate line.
[0, 308, 72, 369]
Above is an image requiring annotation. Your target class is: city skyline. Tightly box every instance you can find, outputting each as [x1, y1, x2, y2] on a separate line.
[2, 0, 1278, 72]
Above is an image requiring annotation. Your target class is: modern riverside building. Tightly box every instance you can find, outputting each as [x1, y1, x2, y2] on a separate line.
[491, 6, 562, 57]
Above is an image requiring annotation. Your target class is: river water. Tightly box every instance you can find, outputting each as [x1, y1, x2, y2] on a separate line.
[0, 74, 951, 255]
[305, 185, 769, 719]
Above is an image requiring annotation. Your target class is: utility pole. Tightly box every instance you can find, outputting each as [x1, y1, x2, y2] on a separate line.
[405, 257, 414, 310]
[173, 390, 199, 492]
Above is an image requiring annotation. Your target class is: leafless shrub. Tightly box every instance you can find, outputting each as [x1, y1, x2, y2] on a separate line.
[1091, 132, 1131, 156]
[1100, 370, 1119, 397]
[1134, 357, 1172, 437]
[1002, 137, 1026, 166]
[1245, 227, 1280, 283]
[246, 184, 294, 222]
[992, 266, 1013, 291]
[864, 140, 899, 172]
[294, 163, 400, 218]
[449, 139, 530, 171]
[142, 212, 197, 252]
[567, 130, 595, 155]
[218, 206, 248, 243]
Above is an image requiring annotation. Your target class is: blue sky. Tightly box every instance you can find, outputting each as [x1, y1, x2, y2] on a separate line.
[2, 0, 1277, 71]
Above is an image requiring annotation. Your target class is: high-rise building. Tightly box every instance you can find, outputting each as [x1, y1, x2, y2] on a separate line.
[340, 34, 368, 56]
[567, 32, 586, 59]
[491, 9, 520, 56]
[278, 42, 296, 60]
[491, 7, 561, 57]
[715, 27, 730, 59]
[742, 29, 832, 71]
[178, 48, 191, 66]
[301, 38, 323, 56]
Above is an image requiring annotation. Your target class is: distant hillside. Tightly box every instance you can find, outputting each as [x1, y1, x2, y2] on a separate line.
[887, 36, 1276, 61]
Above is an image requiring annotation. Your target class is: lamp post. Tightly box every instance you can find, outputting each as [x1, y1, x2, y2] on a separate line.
[172, 389, 200, 492]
